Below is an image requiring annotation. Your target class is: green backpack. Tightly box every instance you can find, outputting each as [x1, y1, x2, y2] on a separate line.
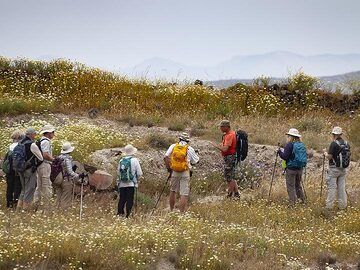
[2, 150, 13, 174]
[118, 157, 134, 183]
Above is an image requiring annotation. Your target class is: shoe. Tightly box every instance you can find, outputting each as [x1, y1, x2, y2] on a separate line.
[233, 192, 240, 200]
[226, 192, 233, 198]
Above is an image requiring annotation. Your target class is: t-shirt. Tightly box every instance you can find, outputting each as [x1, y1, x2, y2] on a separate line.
[328, 138, 348, 167]
[117, 156, 143, 188]
[40, 137, 52, 163]
[221, 130, 236, 156]
[165, 141, 199, 169]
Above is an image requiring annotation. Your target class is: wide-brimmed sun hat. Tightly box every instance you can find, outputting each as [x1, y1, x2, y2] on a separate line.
[179, 132, 190, 142]
[121, 144, 138, 156]
[286, 128, 301, 138]
[331, 126, 343, 135]
[40, 124, 56, 134]
[61, 142, 75, 154]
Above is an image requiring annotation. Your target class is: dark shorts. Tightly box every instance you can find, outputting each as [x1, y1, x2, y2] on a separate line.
[223, 154, 236, 182]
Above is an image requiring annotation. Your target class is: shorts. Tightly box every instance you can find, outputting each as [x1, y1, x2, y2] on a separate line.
[223, 154, 236, 182]
[170, 171, 190, 196]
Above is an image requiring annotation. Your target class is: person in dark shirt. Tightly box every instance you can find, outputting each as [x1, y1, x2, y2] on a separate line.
[324, 126, 349, 210]
[278, 128, 305, 205]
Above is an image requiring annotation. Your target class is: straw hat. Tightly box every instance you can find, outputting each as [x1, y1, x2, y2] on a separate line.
[286, 128, 301, 138]
[40, 124, 56, 134]
[179, 132, 190, 142]
[331, 126, 343, 135]
[121, 144, 138, 156]
[61, 142, 75, 154]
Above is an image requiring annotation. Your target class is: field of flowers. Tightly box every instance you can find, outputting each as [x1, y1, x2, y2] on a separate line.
[0, 180, 359, 270]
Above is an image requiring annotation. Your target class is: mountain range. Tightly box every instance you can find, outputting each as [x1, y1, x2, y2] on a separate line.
[122, 51, 360, 82]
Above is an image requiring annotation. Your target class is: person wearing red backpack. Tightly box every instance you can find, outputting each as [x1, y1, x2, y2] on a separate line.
[164, 133, 199, 213]
[324, 127, 350, 210]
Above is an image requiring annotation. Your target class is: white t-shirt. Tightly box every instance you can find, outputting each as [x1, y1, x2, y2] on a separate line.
[165, 141, 199, 169]
[117, 156, 143, 188]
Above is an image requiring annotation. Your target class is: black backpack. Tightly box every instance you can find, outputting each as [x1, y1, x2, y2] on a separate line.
[236, 130, 248, 164]
[335, 140, 351, 168]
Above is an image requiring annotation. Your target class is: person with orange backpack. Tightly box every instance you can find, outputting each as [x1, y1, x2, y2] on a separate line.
[164, 133, 199, 213]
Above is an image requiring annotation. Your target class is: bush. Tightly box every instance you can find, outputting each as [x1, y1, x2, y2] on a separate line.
[296, 117, 325, 133]
[168, 121, 186, 131]
[145, 133, 176, 150]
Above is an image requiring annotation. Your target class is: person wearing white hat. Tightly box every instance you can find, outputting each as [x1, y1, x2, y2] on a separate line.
[164, 133, 199, 213]
[323, 126, 350, 210]
[54, 142, 85, 210]
[34, 124, 56, 212]
[117, 144, 143, 217]
[277, 128, 307, 205]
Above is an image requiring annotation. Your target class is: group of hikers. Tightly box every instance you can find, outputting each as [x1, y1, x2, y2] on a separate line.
[2, 120, 351, 217]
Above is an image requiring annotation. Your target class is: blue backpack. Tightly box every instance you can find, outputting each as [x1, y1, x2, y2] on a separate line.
[12, 141, 33, 173]
[287, 142, 307, 168]
[118, 157, 134, 183]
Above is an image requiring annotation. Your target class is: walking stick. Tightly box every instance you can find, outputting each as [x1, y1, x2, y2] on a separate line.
[302, 166, 307, 202]
[79, 180, 84, 220]
[320, 154, 325, 199]
[152, 172, 172, 215]
[268, 149, 279, 201]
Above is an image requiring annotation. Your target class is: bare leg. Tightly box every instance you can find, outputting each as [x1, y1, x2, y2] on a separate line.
[179, 195, 188, 213]
[169, 191, 176, 211]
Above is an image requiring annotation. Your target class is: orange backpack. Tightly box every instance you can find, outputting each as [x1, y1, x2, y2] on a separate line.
[170, 143, 189, 172]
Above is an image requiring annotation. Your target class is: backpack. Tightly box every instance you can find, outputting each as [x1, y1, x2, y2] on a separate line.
[2, 150, 13, 174]
[118, 157, 134, 182]
[334, 140, 351, 168]
[12, 141, 33, 173]
[170, 143, 189, 172]
[236, 130, 248, 164]
[50, 157, 64, 182]
[35, 138, 48, 167]
[286, 141, 307, 168]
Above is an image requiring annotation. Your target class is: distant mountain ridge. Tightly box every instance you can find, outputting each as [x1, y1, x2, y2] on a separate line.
[122, 51, 360, 81]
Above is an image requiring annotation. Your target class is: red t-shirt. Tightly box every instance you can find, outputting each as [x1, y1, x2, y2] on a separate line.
[222, 130, 236, 156]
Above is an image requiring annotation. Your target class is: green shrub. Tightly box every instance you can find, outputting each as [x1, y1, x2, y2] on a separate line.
[145, 133, 176, 150]
[168, 121, 186, 131]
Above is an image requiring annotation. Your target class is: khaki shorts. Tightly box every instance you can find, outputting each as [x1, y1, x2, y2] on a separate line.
[170, 171, 190, 196]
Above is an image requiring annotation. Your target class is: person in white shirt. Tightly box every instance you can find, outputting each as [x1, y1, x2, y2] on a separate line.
[34, 124, 56, 213]
[17, 128, 43, 211]
[164, 133, 199, 213]
[117, 144, 143, 217]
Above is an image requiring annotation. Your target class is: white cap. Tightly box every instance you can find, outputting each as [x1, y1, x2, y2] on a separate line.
[286, 128, 301, 138]
[40, 124, 56, 134]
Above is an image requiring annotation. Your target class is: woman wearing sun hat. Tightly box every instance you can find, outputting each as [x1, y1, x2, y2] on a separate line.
[117, 144, 143, 217]
[54, 142, 85, 210]
[277, 128, 307, 205]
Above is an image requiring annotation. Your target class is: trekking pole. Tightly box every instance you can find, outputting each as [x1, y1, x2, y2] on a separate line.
[320, 154, 325, 199]
[302, 166, 308, 202]
[152, 172, 172, 215]
[79, 180, 84, 220]
[268, 147, 280, 201]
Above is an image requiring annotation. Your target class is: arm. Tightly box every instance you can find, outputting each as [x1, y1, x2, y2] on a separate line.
[188, 146, 199, 165]
[278, 143, 293, 161]
[164, 144, 174, 172]
[63, 157, 79, 180]
[211, 141, 229, 152]
[30, 143, 44, 161]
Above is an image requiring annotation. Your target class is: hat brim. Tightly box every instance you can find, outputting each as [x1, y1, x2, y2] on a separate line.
[61, 147, 75, 154]
[286, 132, 301, 138]
[41, 129, 56, 134]
[121, 147, 138, 156]
[179, 137, 190, 142]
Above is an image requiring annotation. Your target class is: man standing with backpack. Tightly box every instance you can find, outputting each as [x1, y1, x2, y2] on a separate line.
[2, 130, 25, 208]
[34, 124, 56, 213]
[212, 120, 240, 199]
[164, 133, 199, 213]
[278, 128, 307, 205]
[324, 127, 350, 210]
[117, 144, 143, 217]
[15, 128, 43, 211]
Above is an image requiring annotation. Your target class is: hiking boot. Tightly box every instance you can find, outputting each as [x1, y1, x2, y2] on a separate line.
[226, 192, 233, 199]
[233, 192, 240, 200]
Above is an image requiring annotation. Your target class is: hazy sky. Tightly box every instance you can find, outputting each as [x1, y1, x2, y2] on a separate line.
[1, 0, 359, 69]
